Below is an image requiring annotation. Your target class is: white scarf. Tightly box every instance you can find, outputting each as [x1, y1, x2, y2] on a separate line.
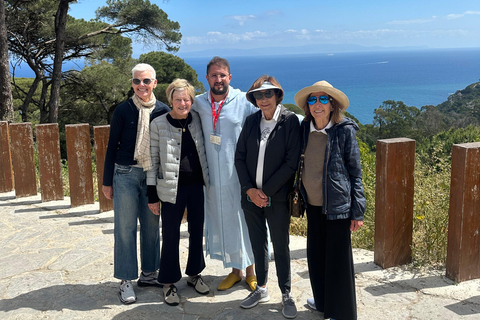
[132, 93, 156, 171]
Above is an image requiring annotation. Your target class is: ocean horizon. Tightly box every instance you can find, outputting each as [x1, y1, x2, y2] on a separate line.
[11, 48, 480, 125]
[185, 48, 480, 125]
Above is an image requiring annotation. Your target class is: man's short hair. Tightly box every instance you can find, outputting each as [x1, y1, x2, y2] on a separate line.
[206, 56, 230, 74]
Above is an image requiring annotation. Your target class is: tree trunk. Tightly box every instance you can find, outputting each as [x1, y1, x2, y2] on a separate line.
[39, 78, 49, 123]
[21, 76, 42, 122]
[0, 0, 14, 122]
[47, 0, 71, 123]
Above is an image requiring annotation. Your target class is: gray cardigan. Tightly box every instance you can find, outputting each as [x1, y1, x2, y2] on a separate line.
[147, 110, 209, 204]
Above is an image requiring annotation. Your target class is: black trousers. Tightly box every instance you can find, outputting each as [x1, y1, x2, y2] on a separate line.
[158, 182, 206, 284]
[306, 205, 357, 320]
[243, 199, 291, 294]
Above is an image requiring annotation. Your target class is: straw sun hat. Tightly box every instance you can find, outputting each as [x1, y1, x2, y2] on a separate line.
[294, 80, 349, 111]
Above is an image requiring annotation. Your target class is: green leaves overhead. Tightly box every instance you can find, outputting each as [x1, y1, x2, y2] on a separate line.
[96, 0, 181, 52]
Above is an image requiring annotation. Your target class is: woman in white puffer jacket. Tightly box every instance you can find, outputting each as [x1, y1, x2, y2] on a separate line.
[147, 79, 210, 306]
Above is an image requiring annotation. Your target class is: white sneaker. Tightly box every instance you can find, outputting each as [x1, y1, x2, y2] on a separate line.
[307, 297, 316, 310]
[119, 280, 136, 304]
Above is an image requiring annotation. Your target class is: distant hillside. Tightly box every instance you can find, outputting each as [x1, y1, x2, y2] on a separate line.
[436, 81, 480, 127]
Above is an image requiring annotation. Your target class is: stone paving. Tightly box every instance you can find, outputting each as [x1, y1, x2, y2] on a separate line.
[0, 191, 479, 319]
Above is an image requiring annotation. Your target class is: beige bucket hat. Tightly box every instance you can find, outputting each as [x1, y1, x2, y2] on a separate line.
[294, 80, 349, 111]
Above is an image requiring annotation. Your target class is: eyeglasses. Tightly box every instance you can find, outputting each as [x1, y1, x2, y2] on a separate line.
[132, 78, 154, 85]
[208, 73, 229, 80]
[307, 95, 330, 105]
[253, 90, 275, 100]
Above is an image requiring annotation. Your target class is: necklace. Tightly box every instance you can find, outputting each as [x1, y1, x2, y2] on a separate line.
[177, 119, 186, 132]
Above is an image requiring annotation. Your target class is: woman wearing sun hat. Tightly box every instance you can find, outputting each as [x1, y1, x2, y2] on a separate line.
[294, 81, 366, 320]
[235, 75, 300, 319]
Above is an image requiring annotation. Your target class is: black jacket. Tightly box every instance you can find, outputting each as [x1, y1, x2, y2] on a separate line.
[103, 98, 170, 186]
[235, 105, 301, 202]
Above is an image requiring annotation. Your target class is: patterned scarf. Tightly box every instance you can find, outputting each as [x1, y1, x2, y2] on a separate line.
[132, 93, 156, 171]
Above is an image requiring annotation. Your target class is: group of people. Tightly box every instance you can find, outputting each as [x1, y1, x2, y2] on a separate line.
[102, 57, 366, 320]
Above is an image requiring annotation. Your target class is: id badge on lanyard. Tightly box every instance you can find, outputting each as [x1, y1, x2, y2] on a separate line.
[210, 98, 224, 145]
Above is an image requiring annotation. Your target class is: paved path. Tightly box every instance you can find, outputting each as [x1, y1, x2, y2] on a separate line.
[0, 191, 479, 319]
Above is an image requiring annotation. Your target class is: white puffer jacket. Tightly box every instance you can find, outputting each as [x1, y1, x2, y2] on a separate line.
[147, 110, 209, 204]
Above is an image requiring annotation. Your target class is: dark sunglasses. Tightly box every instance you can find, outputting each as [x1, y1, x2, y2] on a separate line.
[132, 78, 154, 85]
[307, 95, 330, 105]
[252, 90, 275, 100]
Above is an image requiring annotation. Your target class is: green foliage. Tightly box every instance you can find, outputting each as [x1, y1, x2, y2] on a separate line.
[351, 140, 375, 250]
[417, 125, 480, 168]
[284, 103, 304, 116]
[290, 216, 307, 237]
[60, 61, 132, 125]
[137, 51, 205, 104]
[373, 100, 421, 140]
[411, 158, 450, 268]
[7, 0, 183, 123]
[436, 82, 480, 127]
[96, 0, 181, 52]
[11, 77, 43, 123]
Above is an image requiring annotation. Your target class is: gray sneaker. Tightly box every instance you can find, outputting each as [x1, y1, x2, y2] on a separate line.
[282, 291, 297, 319]
[240, 286, 270, 309]
[119, 280, 136, 304]
[187, 274, 209, 294]
[163, 284, 180, 306]
[137, 271, 163, 287]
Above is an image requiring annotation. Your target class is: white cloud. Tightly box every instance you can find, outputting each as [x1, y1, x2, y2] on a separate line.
[265, 10, 282, 16]
[388, 17, 436, 25]
[183, 30, 268, 44]
[226, 14, 257, 26]
[182, 26, 475, 48]
[389, 10, 480, 24]
[446, 10, 480, 19]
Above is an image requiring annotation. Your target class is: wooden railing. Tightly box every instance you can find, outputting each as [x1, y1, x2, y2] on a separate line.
[0, 121, 479, 283]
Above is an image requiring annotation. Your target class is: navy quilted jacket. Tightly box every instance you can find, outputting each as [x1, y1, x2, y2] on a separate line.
[300, 117, 366, 221]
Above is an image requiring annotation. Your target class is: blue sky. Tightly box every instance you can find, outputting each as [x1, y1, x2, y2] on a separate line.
[71, 0, 480, 57]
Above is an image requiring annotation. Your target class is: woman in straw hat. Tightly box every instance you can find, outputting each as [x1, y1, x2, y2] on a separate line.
[294, 81, 366, 320]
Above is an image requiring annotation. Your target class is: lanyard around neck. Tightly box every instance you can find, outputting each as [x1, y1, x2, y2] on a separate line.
[210, 95, 225, 131]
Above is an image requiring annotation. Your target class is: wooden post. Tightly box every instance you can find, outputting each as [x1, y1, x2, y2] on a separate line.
[93, 125, 113, 212]
[0, 121, 14, 192]
[9, 123, 37, 197]
[65, 124, 94, 207]
[36, 124, 64, 202]
[446, 142, 480, 282]
[374, 138, 415, 269]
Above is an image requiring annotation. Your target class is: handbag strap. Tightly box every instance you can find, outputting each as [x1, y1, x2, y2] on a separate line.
[294, 153, 305, 193]
[294, 123, 308, 192]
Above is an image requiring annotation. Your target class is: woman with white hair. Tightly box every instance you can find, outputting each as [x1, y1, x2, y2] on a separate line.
[294, 81, 366, 320]
[103, 63, 170, 304]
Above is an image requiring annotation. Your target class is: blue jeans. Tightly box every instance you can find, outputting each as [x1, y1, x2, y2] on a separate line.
[113, 164, 160, 280]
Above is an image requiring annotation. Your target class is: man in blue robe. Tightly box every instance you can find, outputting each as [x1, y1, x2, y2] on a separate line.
[192, 56, 257, 291]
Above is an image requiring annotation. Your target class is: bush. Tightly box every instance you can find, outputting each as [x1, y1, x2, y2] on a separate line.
[411, 157, 450, 268]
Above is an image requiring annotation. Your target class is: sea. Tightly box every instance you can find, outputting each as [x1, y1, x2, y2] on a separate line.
[11, 48, 480, 125]
[183, 48, 480, 124]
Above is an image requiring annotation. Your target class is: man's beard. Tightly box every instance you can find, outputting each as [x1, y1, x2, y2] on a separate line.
[211, 84, 228, 95]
